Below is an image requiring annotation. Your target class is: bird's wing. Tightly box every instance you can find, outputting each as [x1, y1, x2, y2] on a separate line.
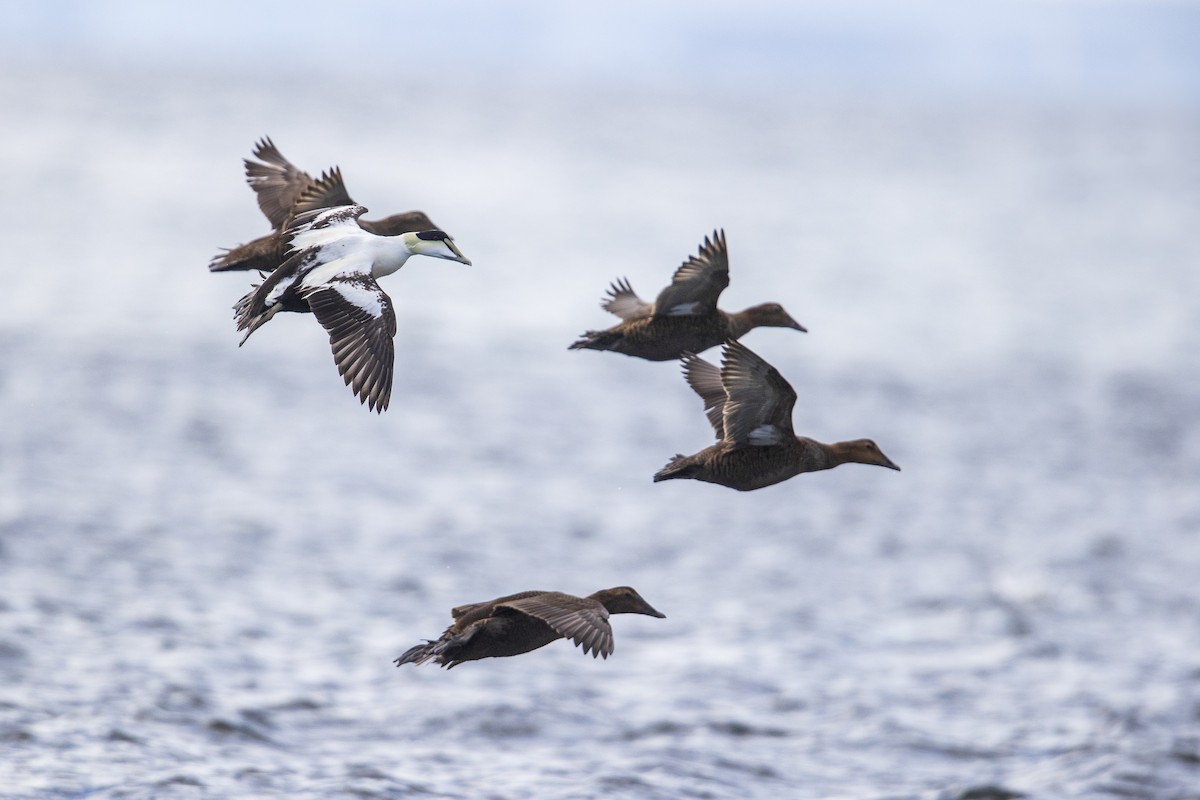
[450, 590, 546, 623]
[718, 339, 798, 446]
[244, 137, 318, 230]
[681, 352, 728, 440]
[601, 278, 653, 320]
[285, 204, 369, 254]
[651, 230, 730, 318]
[301, 269, 397, 414]
[289, 166, 357, 217]
[450, 601, 484, 621]
[499, 593, 614, 658]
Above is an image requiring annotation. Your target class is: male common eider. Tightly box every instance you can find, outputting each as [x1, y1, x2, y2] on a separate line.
[233, 204, 471, 413]
[209, 137, 441, 273]
[569, 229, 805, 361]
[654, 340, 900, 490]
[394, 587, 665, 669]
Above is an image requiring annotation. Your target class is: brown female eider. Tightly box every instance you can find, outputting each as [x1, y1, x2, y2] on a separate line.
[394, 587, 665, 669]
[569, 230, 805, 361]
[209, 137, 441, 273]
[654, 340, 900, 490]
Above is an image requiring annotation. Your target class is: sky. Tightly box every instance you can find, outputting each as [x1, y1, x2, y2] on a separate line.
[3, 0, 1198, 104]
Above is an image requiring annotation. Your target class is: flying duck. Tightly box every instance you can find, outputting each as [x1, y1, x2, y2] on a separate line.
[569, 229, 805, 361]
[233, 204, 471, 412]
[394, 587, 666, 669]
[209, 137, 441, 273]
[654, 340, 900, 490]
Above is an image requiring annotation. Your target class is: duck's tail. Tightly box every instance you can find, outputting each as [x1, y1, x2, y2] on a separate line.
[209, 235, 277, 273]
[233, 284, 278, 346]
[393, 640, 439, 667]
[208, 248, 237, 272]
[568, 329, 621, 352]
[653, 454, 698, 483]
[393, 638, 462, 669]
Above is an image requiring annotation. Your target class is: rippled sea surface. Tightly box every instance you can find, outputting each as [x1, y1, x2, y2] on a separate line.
[2, 52, 1200, 799]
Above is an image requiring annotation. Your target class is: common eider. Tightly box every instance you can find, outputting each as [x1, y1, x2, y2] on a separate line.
[209, 137, 441, 273]
[233, 204, 471, 413]
[394, 587, 665, 669]
[569, 229, 805, 361]
[654, 340, 899, 490]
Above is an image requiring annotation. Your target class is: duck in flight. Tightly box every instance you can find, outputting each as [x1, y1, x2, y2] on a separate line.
[233, 204, 471, 413]
[654, 340, 899, 490]
[569, 229, 805, 361]
[394, 587, 665, 669]
[209, 137, 442, 274]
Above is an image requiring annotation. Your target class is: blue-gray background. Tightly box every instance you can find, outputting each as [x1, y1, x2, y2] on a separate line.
[1, 2, 1198, 798]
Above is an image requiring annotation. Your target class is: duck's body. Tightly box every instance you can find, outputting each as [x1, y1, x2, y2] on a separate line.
[574, 307, 780, 362]
[233, 204, 471, 412]
[209, 137, 438, 273]
[656, 436, 879, 491]
[213, 211, 438, 275]
[394, 587, 665, 669]
[569, 230, 805, 361]
[653, 340, 900, 491]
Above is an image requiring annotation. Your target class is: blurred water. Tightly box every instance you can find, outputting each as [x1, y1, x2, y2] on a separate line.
[2, 6, 1200, 799]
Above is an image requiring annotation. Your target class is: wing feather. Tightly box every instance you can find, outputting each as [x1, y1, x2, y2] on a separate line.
[652, 230, 730, 318]
[302, 275, 397, 413]
[718, 339, 798, 445]
[290, 166, 357, 217]
[244, 137, 318, 230]
[601, 278, 653, 321]
[499, 594, 615, 659]
[681, 352, 727, 439]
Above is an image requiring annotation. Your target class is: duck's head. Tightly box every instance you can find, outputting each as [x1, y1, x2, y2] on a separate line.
[837, 438, 900, 471]
[591, 587, 667, 618]
[738, 302, 807, 333]
[404, 230, 472, 265]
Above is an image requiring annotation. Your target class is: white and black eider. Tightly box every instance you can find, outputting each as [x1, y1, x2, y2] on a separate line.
[233, 204, 471, 413]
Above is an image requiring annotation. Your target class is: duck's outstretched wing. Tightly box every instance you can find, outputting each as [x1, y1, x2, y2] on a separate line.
[289, 166, 357, 218]
[451, 590, 546, 622]
[285, 204, 369, 250]
[681, 352, 727, 440]
[498, 593, 614, 659]
[718, 339, 798, 446]
[652, 229, 730, 318]
[244, 137, 318, 230]
[303, 274, 397, 414]
[601, 277, 653, 320]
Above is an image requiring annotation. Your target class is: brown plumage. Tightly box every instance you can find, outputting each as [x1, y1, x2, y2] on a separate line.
[569, 230, 806, 361]
[394, 587, 666, 669]
[653, 340, 900, 491]
[209, 137, 439, 273]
